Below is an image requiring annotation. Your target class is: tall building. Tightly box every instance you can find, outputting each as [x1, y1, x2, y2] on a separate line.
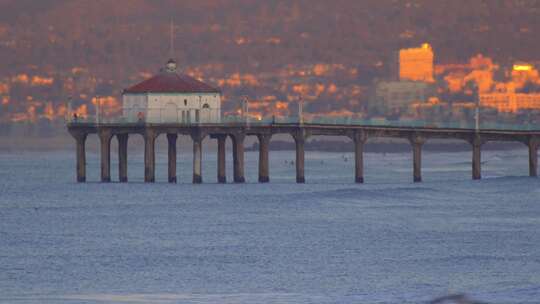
[399, 43, 434, 83]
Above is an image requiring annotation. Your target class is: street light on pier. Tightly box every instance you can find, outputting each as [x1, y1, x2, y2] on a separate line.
[96, 95, 101, 124]
[298, 95, 304, 125]
[474, 84, 480, 132]
[66, 96, 72, 122]
[242, 95, 250, 128]
[475, 99, 480, 132]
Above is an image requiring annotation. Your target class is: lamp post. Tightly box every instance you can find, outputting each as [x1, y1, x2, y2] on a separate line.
[198, 95, 202, 124]
[96, 96, 101, 124]
[242, 95, 249, 128]
[298, 95, 304, 125]
[67, 96, 72, 122]
[475, 99, 480, 132]
[474, 84, 480, 132]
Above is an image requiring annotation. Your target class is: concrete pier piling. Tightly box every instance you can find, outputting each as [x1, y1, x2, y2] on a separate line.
[117, 134, 128, 183]
[352, 131, 367, 183]
[167, 133, 178, 183]
[192, 133, 203, 184]
[413, 144, 422, 182]
[529, 137, 539, 177]
[73, 133, 87, 183]
[293, 131, 306, 183]
[258, 134, 271, 183]
[99, 129, 113, 183]
[410, 135, 425, 183]
[471, 136, 483, 180]
[217, 135, 227, 183]
[232, 133, 245, 183]
[144, 130, 156, 183]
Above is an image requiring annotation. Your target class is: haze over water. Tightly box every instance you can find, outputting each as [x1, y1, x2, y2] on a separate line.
[1, 149, 539, 303]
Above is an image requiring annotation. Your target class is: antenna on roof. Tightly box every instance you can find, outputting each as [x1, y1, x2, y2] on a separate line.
[164, 18, 178, 73]
[169, 18, 175, 59]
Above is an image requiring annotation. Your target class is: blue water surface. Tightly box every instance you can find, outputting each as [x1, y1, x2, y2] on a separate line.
[0, 147, 539, 303]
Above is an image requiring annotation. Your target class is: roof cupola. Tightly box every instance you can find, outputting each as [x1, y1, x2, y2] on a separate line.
[165, 59, 177, 73]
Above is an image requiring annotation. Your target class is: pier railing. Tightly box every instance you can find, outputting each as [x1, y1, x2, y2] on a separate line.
[66, 114, 540, 131]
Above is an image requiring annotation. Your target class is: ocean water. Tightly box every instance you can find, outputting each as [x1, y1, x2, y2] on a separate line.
[0, 147, 539, 303]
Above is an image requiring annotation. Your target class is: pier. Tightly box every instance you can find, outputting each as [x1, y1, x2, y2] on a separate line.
[67, 118, 540, 183]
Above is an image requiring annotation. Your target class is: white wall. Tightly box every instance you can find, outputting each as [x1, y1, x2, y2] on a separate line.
[122, 94, 148, 122]
[122, 93, 221, 123]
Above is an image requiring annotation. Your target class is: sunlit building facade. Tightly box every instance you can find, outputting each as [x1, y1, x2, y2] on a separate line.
[399, 43, 435, 83]
[480, 90, 540, 113]
[479, 63, 540, 113]
[511, 62, 539, 88]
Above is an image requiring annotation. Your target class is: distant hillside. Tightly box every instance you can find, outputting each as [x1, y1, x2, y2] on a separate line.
[1, 0, 540, 132]
[1, 0, 539, 73]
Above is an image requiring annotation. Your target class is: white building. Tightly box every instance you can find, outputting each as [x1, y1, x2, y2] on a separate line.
[122, 59, 221, 123]
[371, 80, 436, 111]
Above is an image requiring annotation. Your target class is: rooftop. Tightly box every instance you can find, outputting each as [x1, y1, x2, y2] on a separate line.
[123, 60, 221, 94]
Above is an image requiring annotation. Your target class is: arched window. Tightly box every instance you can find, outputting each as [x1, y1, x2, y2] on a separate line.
[184, 99, 188, 106]
[202, 103, 210, 109]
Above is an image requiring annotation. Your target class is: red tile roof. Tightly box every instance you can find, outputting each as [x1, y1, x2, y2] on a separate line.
[123, 71, 221, 94]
